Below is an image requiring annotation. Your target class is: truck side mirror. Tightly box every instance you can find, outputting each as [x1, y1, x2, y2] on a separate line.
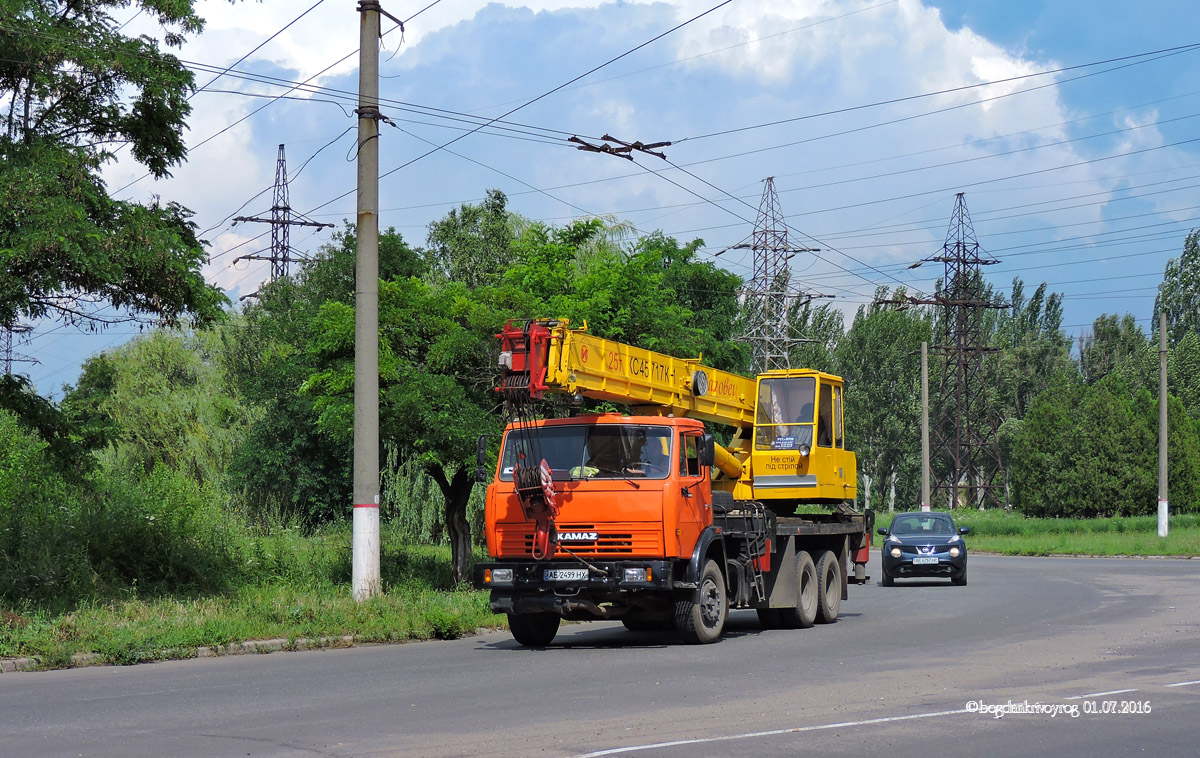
[475, 466, 489, 484]
[698, 434, 716, 468]
[476, 435, 488, 467]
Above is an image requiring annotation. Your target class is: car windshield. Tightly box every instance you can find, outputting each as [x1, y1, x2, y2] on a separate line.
[499, 425, 673, 481]
[890, 514, 956, 536]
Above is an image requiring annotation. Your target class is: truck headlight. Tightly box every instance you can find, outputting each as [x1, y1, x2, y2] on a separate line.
[485, 568, 514, 584]
[623, 567, 651, 582]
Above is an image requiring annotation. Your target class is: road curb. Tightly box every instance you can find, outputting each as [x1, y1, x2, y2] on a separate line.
[0, 634, 360, 674]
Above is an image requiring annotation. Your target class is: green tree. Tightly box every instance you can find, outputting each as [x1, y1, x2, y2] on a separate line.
[1156, 229, 1200, 346]
[835, 289, 931, 512]
[1012, 374, 1165, 517]
[63, 329, 250, 488]
[1079, 313, 1146, 386]
[303, 278, 506, 583]
[224, 225, 426, 528]
[426, 189, 514, 288]
[0, 1, 228, 335]
[787, 301, 843, 375]
[992, 278, 1073, 419]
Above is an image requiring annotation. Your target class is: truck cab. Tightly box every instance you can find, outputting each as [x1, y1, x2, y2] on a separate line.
[486, 414, 712, 563]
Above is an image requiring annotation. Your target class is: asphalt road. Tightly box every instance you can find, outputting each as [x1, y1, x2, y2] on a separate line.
[2, 554, 1198, 757]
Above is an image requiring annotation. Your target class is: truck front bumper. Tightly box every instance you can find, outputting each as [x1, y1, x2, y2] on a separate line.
[474, 559, 676, 616]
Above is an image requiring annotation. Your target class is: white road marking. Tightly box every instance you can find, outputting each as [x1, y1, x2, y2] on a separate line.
[1165, 680, 1200, 688]
[575, 708, 970, 757]
[1065, 689, 1137, 700]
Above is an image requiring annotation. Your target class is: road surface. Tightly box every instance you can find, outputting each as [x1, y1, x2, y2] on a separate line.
[2, 554, 1198, 757]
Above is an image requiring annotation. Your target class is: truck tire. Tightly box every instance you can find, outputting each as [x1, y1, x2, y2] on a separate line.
[507, 612, 560, 647]
[815, 549, 841, 623]
[675, 559, 727, 644]
[778, 551, 818, 629]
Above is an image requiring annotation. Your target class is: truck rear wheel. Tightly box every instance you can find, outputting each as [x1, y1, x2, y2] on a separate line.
[778, 550, 818, 629]
[815, 549, 841, 623]
[507, 612, 560, 647]
[675, 559, 727, 644]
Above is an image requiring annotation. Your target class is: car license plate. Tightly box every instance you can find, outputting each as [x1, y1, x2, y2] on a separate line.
[912, 556, 939, 565]
[544, 569, 588, 581]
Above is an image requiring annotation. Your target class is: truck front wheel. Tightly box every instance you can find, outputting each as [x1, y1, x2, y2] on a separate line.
[507, 612, 560, 647]
[676, 559, 727, 644]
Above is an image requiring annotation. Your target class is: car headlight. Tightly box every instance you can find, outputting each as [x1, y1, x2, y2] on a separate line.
[949, 547, 961, 558]
[949, 534, 960, 543]
[889, 547, 902, 558]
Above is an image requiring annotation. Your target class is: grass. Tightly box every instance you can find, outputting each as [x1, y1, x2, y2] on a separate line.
[873, 509, 1200, 557]
[5, 511, 1197, 671]
[0, 525, 500, 669]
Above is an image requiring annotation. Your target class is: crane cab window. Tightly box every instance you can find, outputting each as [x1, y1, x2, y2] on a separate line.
[834, 384, 844, 448]
[754, 376, 816, 451]
[679, 434, 701, 478]
[817, 382, 834, 448]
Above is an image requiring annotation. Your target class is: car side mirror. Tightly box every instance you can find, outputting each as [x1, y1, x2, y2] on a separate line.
[698, 434, 716, 468]
[959, 526, 971, 535]
[877, 527, 889, 536]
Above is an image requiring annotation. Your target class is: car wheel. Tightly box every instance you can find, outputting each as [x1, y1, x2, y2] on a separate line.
[815, 549, 841, 623]
[675, 559, 727, 644]
[779, 551, 818, 629]
[952, 571, 967, 586]
[882, 567, 895, 587]
[508, 612, 560, 647]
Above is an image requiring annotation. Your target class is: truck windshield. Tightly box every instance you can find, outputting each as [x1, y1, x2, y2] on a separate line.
[499, 425, 673, 481]
[754, 376, 816, 450]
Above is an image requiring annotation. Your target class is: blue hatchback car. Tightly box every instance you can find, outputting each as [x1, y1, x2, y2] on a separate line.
[878, 511, 970, 586]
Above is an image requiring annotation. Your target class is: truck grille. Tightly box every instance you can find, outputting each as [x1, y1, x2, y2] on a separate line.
[497, 523, 663, 558]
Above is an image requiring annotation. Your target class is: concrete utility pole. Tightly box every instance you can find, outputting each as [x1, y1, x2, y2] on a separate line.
[1158, 311, 1169, 538]
[921, 341, 930, 512]
[353, 0, 382, 601]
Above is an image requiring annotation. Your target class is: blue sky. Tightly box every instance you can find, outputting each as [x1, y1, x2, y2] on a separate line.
[19, 0, 1200, 394]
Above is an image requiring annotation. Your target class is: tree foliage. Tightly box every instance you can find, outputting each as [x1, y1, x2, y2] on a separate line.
[0, 0, 227, 332]
[1156, 229, 1200, 346]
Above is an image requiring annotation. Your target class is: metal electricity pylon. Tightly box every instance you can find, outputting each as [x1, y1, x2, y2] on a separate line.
[878, 193, 1006, 509]
[2, 323, 36, 376]
[729, 177, 820, 373]
[930, 193, 1005, 509]
[233, 144, 333, 287]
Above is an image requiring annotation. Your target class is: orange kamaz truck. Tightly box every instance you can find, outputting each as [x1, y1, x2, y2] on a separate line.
[473, 319, 872, 645]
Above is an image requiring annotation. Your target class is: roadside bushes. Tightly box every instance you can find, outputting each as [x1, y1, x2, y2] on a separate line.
[0, 410, 247, 606]
[1011, 375, 1200, 517]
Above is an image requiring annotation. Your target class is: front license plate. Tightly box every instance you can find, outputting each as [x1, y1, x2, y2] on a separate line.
[544, 569, 588, 581]
[912, 556, 939, 565]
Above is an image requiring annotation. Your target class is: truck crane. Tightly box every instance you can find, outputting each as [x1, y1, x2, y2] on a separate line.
[472, 318, 872, 645]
